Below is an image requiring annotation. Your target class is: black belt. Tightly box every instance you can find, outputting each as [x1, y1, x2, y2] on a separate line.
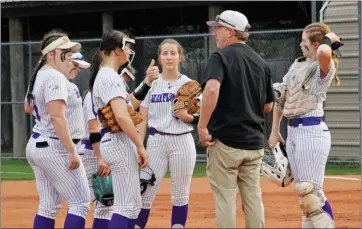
[287, 117, 323, 128]
[32, 132, 80, 144]
[148, 127, 191, 136]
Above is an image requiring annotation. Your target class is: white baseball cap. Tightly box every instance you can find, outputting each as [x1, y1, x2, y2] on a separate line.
[206, 10, 249, 32]
[72, 52, 90, 69]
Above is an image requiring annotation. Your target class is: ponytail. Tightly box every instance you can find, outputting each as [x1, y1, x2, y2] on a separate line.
[89, 49, 102, 91]
[332, 54, 340, 86]
[26, 57, 46, 104]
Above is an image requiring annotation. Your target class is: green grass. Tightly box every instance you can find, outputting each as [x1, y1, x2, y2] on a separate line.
[1, 159, 360, 181]
[1, 159, 36, 180]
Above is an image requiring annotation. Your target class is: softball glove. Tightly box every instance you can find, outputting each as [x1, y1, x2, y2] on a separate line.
[172, 80, 202, 115]
[98, 104, 143, 133]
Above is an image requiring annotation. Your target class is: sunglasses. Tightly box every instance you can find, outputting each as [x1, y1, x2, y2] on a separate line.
[215, 15, 235, 28]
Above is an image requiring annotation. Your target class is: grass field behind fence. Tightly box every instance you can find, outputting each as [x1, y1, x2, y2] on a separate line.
[1, 159, 361, 181]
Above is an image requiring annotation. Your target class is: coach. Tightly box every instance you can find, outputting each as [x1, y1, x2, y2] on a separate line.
[198, 10, 275, 228]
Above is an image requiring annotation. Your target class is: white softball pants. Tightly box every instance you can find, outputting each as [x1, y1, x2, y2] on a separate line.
[140, 132, 196, 209]
[99, 133, 142, 219]
[26, 133, 90, 219]
[78, 142, 113, 220]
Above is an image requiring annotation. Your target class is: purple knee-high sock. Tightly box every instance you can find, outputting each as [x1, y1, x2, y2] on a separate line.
[322, 200, 334, 220]
[171, 205, 188, 228]
[93, 218, 110, 229]
[135, 208, 151, 229]
[108, 213, 130, 229]
[128, 219, 136, 229]
[33, 214, 55, 229]
[64, 213, 86, 229]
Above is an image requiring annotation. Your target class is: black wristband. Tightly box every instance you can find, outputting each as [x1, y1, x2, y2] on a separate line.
[318, 36, 332, 47]
[133, 81, 151, 101]
[191, 113, 200, 125]
[89, 132, 102, 144]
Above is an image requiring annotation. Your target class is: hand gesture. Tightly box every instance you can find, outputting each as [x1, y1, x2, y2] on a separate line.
[198, 126, 215, 147]
[137, 146, 149, 169]
[98, 158, 111, 177]
[145, 59, 159, 86]
[68, 150, 81, 170]
[268, 131, 285, 149]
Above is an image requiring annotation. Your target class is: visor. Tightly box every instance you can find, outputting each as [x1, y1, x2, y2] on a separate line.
[41, 36, 81, 56]
[72, 52, 90, 69]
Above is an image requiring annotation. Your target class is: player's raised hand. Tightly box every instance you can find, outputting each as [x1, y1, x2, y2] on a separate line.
[137, 145, 149, 169]
[145, 59, 159, 86]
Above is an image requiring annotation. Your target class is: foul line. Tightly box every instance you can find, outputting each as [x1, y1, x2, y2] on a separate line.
[1, 172, 361, 181]
[1, 171, 34, 175]
[324, 176, 360, 181]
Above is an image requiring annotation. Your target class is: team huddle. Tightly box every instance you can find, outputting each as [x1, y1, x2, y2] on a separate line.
[23, 9, 343, 229]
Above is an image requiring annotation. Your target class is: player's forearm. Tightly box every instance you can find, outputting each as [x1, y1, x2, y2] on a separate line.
[130, 94, 142, 110]
[271, 103, 283, 133]
[51, 116, 76, 152]
[91, 142, 102, 160]
[130, 81, 152, 110]
[88, 120, 102, 159]
[138, 106, 149, 143]
[115, 116, 144, 148]
[317, 44, 332, 76]
[198, 88, 218, 128]
[174, 112, 195, 123]
[138, 121, 148, 143]
[24, 103, 33, 115]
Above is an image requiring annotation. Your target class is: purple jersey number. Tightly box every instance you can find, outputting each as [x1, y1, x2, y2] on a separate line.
[32, 94, 41, 121]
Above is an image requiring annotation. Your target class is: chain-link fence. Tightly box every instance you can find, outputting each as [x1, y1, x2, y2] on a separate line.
[1, 26, 360, 163]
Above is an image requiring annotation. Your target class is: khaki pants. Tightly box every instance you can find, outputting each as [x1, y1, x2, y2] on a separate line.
[206, 139, 265, 228]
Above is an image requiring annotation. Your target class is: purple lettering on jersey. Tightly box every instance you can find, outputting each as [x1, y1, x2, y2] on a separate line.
[90, 92, 97, 117]
[74, 88, 80, 98]
[31, 94, 41, 121]
[150, 93, 176, 103]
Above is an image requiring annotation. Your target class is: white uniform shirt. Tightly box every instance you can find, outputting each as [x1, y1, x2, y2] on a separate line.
[31, 67, 85, 139]
[92, 66, 131, 138]
[82, 91, 99, 140]
[141, 74, 194, 134]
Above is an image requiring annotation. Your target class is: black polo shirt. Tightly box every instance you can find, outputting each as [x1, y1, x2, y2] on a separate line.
[201, 43, 274, 150]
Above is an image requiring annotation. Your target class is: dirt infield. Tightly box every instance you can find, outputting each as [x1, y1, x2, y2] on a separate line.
[1, 176, 360, 228]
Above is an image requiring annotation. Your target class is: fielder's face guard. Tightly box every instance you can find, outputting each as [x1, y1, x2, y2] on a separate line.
[119, 67, 135, 81]
[261, 142, 294, 187]
[122, 37, 135, 67]
[140, 167, 156, 195]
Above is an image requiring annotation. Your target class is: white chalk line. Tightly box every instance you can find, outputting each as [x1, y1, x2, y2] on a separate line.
[1, 171, 34, 175]
[324, 176, 360, 181]
[1, 172, 361, 181]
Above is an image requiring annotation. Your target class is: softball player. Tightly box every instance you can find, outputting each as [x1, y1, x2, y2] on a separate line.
[268, 23, 343, 228]
[80, 62, 157, 229]
[89, 29, 149, 229]
[135, 39, 197, 229]
[25, 29, 90, 229]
